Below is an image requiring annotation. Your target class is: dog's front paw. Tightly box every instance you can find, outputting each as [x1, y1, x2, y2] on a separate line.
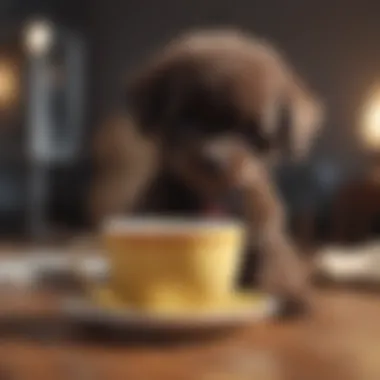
[260, 245, 312, 318]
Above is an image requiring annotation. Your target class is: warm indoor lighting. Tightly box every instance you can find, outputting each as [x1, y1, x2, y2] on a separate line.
[0, 61, 18, 109]
[24, 19, 54, 56]
[361, 88, 380, 150]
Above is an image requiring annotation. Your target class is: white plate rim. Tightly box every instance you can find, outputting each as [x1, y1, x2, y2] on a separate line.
[61, 296, 279, 330]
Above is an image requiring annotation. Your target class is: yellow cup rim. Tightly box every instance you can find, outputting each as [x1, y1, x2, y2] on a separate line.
[103, 216, 244, 235]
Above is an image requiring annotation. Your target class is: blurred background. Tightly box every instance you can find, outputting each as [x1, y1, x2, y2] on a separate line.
[4, 2, 380, 378]
[2, 0, 380, 245]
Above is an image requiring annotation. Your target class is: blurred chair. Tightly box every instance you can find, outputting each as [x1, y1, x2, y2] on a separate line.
[330, 166, 380, 244]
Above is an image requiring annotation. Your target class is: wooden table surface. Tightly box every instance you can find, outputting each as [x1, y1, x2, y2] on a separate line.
[1, 288, 380, 380]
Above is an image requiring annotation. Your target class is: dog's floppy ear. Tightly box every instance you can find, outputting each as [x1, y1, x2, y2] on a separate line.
[284, 75, 324, 160]
[89, 113, 159, 224]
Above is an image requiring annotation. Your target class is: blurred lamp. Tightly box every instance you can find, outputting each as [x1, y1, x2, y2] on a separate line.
[0, 61, 18, 109]
[24, 20, 54, 56]
[361, 89, 380, 150]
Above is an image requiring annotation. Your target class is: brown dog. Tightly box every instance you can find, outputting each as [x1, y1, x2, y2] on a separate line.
[90, 29, 323, 312]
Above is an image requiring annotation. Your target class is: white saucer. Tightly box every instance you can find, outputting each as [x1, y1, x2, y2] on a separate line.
[62, 295, 278, 333]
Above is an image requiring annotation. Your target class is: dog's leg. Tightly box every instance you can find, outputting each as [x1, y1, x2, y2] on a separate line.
[205, 139, 311, 315]
[238, 153, 311, 315]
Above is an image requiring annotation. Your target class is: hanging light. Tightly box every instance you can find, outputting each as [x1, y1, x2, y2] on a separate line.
[24, 19, 54, 56]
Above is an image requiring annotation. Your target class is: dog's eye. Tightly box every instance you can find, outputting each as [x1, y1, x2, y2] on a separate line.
[163, 123, 204, 147]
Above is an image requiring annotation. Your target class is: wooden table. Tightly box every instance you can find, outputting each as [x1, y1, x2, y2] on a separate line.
[1, 289, 380, 380]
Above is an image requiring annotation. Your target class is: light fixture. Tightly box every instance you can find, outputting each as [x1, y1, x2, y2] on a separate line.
[360, 87, 380, 150]
[24, 19, 54, 56]
[0, 60, 18, 109]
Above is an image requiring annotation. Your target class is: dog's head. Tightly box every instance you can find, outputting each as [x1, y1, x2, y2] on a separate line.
[126, 29, 323, 207]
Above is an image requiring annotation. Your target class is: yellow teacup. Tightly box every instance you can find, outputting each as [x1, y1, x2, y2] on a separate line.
[102, 218, 246, 312]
